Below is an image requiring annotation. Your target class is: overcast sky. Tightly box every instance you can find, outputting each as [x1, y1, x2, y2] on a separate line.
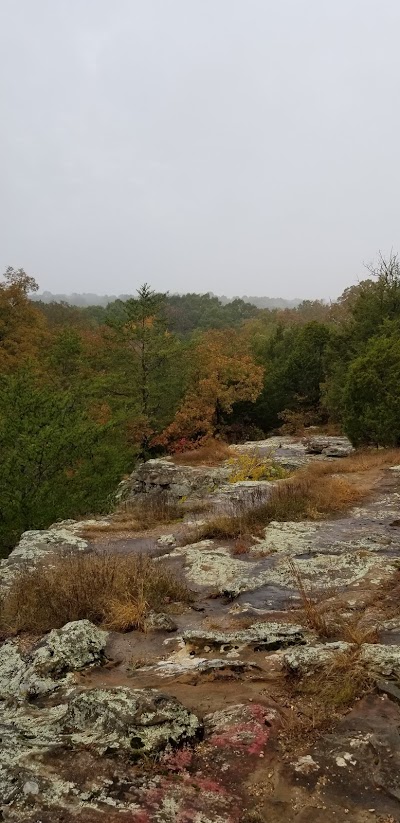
[1, 1, 400, 299]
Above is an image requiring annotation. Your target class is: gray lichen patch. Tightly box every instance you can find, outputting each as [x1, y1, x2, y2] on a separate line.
[164, 540, 253, 589]
[360, 643, 400, 677]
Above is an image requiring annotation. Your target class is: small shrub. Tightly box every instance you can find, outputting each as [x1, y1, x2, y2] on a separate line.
[228, 451, 289, 483]
[1, 551, 192, 636]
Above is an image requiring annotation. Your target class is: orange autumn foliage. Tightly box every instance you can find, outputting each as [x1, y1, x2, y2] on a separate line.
[157, 330, 264, 449]
[0, 268, 48, 371]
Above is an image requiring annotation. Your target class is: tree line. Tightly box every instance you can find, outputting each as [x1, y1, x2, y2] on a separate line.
[1, 254, 399, 554]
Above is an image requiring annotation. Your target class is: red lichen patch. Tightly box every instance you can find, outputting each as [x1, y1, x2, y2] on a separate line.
[207, 704, 279, 757]
[159, 745, 194, 772]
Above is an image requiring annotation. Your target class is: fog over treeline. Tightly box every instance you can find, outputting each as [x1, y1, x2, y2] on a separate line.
[31, 291, 301, 309]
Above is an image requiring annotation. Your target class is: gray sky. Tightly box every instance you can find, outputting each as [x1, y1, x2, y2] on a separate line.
[1, 1, 400, 300]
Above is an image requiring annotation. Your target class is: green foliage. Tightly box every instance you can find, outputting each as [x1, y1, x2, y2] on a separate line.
[249, 321, 332, 432]
[0, 368, 128, 555]
[342, 329, 400, 446]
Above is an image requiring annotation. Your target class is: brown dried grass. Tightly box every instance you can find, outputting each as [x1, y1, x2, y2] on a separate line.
[1, 551, 192, 636]
[170, 439, 232, 466]
[307, 447, 400, 476]
[291, 648, 373, 708]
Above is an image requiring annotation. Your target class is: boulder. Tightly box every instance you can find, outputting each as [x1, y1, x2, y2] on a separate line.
[144, 611, 178, 632]
[116, 458, 230, 504]
[63, 687, 202, 755]
[0, 620, 108, 700]
[304, 436, 354, 457]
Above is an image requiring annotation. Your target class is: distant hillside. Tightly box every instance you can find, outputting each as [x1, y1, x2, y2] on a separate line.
[31, 290, 302, 309]
[213, 294, 301, 309]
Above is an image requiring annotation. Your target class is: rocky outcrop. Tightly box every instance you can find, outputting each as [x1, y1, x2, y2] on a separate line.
[0, 618, 203, 818]
[116, 457, 230, 504]
[283, 642, 352, 675]
[304, 435, 354, 457]
[283, 641, 400, 679]
[232, 434, 354, 467]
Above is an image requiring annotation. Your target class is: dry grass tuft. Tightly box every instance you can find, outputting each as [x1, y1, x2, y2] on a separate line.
[292, 648, 373, 708]
[104, 592, 149, 632]
[81, 497, 182, 539]
[231, 538, 251, 556]
[1, 551, 192, 636]
[170, 439, 232, 466]
[288, 559, 379, 645]
[306, 447, 400, 476]
[287, 559, 336, 639]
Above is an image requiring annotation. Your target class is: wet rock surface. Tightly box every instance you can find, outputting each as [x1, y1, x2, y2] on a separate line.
[2, 436, 400, 821]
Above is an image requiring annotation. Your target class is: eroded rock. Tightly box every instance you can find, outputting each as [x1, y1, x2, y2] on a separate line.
[183, 621, 306, 652]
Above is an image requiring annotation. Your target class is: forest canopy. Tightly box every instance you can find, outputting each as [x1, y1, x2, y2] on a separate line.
[1, 255, 399, 554]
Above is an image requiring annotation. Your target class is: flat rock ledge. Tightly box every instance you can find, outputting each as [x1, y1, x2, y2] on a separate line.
[183, 620, 307, 652]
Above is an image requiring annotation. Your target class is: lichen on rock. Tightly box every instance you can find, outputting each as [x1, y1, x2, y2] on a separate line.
[0, 620, 108, 700]
[63, 687, 202, 755]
